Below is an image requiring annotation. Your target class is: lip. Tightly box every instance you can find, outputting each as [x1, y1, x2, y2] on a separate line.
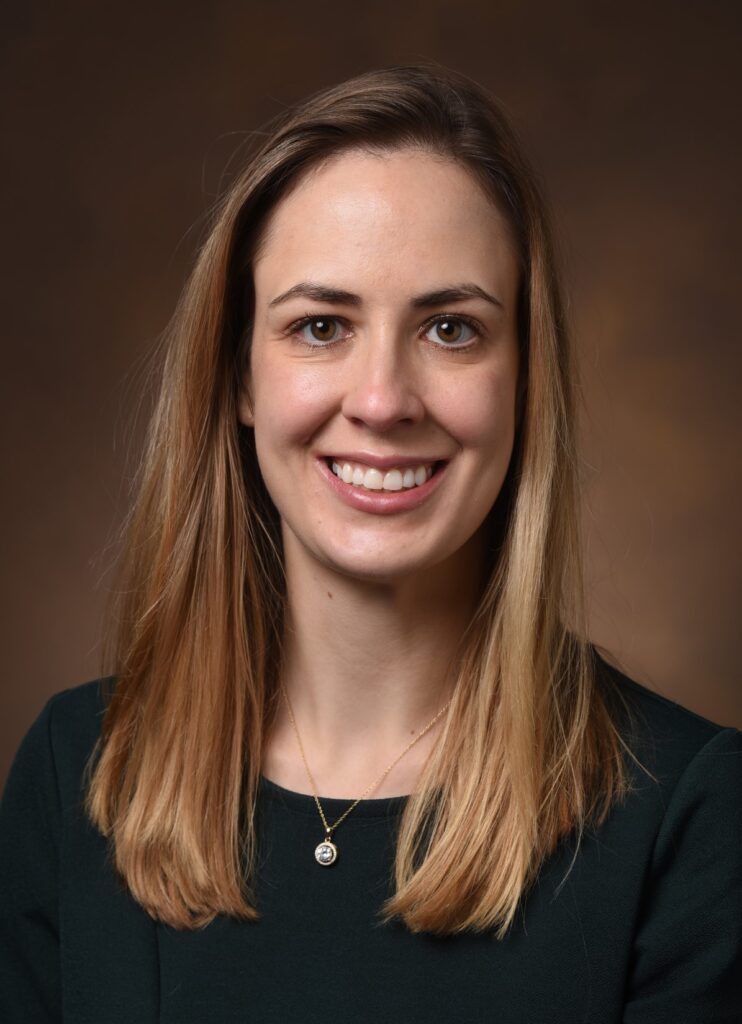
[316, 456, 449, 515]
[320, 451, 444, 470]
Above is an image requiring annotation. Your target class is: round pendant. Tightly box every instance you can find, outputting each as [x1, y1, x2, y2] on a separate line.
[315, 839, 338, 866]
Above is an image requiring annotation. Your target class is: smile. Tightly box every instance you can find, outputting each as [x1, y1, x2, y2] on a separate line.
[329, 458, 436, 492]
[316, 456, 449, 515]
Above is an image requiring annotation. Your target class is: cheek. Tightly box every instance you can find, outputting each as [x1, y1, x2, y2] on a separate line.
[253, 355, 337, 448]
[434, 364, 518, 451]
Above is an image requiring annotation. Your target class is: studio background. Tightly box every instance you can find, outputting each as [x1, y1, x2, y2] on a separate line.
[2, 1, 740, 788]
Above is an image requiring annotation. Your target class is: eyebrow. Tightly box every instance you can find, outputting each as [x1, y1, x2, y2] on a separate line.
[268, 281, 504, 311]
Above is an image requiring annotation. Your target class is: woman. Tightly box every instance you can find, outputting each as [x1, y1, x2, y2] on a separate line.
[1, 63, 740, 1022]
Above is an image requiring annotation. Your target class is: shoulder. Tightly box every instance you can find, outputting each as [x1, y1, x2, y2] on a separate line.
[42, 676, 114, 744]
[4, 677, 116, 808]
[587, 651, 742, 1013]
[590, 645, 742, 795]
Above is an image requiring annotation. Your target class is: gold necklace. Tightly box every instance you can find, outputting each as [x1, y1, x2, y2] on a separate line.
[281, 683, 452, 866]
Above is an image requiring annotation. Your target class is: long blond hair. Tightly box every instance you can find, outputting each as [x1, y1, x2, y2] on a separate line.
[85, 61, 646, 938]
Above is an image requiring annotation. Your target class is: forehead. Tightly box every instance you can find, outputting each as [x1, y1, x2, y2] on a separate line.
[252, 148, 519, 300]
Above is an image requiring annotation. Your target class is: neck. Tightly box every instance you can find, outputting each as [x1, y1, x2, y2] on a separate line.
[264, 530, 487, 798]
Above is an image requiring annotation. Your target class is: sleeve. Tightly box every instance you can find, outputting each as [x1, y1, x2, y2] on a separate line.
[0, 695, 63, 1022]
[623, 725, 742, 1023]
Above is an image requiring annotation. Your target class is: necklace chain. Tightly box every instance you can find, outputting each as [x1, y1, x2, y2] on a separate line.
[281, 683, 452, 839]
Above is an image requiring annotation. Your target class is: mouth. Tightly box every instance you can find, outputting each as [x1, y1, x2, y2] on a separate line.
[323, 457, 448, 493]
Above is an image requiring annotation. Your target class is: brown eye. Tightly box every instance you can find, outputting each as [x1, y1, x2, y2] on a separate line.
[423, 316, 478, 348]
[308, 318, 339, 342]
[288, 315, 350, 349]
[435, 319, 463, 343]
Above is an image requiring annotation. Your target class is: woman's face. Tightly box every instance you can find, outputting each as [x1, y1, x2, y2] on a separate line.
[239, 147, 521, 584]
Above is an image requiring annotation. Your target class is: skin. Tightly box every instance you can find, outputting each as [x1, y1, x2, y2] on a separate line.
[238, 147, 521, 798]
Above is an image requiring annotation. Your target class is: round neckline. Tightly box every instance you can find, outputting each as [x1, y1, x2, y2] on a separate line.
[258, 773, 410, 819]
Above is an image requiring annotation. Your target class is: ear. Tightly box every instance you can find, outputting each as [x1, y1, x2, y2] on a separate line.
[237, 377, 255, 428]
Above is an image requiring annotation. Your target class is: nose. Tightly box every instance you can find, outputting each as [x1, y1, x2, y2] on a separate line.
[340, 324, 425, 432]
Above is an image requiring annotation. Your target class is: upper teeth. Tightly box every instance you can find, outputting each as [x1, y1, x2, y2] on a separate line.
[330, 460, 435, 491]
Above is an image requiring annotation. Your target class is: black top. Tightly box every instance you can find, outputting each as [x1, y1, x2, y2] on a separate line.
[1, 652, 741, 1023]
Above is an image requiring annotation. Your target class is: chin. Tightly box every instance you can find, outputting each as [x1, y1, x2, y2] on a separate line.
[318, 544, 431, 583]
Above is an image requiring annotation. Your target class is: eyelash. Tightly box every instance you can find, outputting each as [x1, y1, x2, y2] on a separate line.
[284, 312, 485, 351]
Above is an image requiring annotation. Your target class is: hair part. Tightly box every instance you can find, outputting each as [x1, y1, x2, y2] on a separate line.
[85, 60, 652, 938]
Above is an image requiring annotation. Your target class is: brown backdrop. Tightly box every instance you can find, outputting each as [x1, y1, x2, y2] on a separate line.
[2, 1, 741, 787]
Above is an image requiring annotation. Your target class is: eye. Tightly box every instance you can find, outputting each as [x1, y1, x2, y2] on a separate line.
[421, 315, 480, 348]
[285, 312, 483, 350]
[289, 315, 349, 347]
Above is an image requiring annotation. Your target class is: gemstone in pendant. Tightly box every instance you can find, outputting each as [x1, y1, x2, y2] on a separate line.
[315, 840, 338, 866]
